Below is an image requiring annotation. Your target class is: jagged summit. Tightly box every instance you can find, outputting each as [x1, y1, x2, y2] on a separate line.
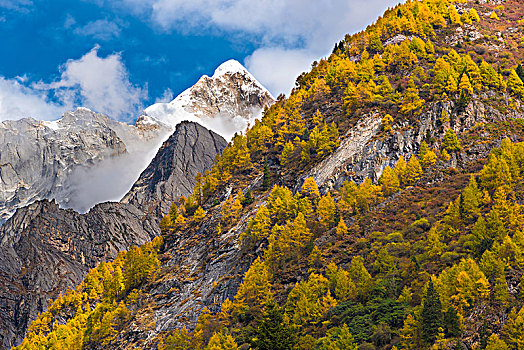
[143, 60, 274, 141]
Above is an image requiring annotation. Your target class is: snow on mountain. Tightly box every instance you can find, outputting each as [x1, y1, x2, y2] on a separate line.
[143, 59, 274, 141]
[0, 60, 274, 221]
[0, 107, 170, 221]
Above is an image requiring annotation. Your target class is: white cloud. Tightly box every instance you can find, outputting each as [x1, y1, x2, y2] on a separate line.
[245, 48, 317, 97]
[154, 87, 173, 103]
[0, 46, 147, 122]
[43, 45, 146, 122]
[0, 76, 67, 121]
[73, 19, 123, 41]
[105, 0, 403, 95]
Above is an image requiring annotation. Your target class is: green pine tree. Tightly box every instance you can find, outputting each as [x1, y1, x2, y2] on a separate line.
[253, 299, 295, 350]
[421, 280, 443, 343]
[443, 306, 461, 338]
[263, 159, 270, 190]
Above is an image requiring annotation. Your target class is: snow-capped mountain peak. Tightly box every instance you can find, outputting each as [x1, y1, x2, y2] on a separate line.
[142, 60, 274, 141]
[212, 59, 251, 78]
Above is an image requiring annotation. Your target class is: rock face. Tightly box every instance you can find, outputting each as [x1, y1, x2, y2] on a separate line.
[0, 122, 227, 349]
[299, 99, 524, 193]
[123, 121, 228, 215]
[0, 107, 169, 222]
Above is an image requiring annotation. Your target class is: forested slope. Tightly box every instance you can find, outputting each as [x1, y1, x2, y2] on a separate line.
[15, 0, 524, 349]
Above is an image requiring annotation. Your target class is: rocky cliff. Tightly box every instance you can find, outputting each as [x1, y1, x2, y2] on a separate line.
[0, 122, 226, 349]
[123, 121, 227, 215]
[0, 107, 169, 222]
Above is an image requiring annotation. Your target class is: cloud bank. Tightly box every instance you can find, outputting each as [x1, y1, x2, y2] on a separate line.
[0, 46, 146, 122]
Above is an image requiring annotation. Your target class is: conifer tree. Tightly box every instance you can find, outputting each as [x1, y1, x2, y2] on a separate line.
[243, 189, 254, 206]
[253, 299, 295, 350]
[234, 258, 273, 317]
[404, 156, 423, 185]
[461, 175, 480, 221]
[400, 313, 423, 350]
[174, 214, 186, 226]
[507, 69, 524, 98]
[458, 73, 473, 95]
[395, 155, 408, 186]
[379, 165, 400, 195]
[317, 193, 337, 229]
[281, 141, 294, 166]
[194, 206, 206, 221]
[441, 149, 451, 162]
[517, 63, 524, 82]
[440, 109, 450, 124]
[421, 149, 437, 169]
[442, 129, 461, 152]
[421, 280, 443, 343]
[160, 215, 172, 233]
[206, 332, 238, 350]
[378, 76, 394, 103]
[168, 202, 178, 222]
[301, 177, 320, 200]
[443, 306, 461, 338]
[485, 334, 509, 350]
[480, 61, 500, 88]
[317, 324, 358, 350]
[449, 5, 462, 25]
[469, 8, 480, 22]
[312, 109, 323, 127]
[262, 159, 270, 190]
[419, 141, 429, 160]
[400, 79, 425, 115]
[336, 218, 348, 237]
[503, 307, 524, 349]
[382, 114, 394, 133]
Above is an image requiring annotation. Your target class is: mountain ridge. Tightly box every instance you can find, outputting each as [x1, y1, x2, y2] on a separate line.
[0, 60, 272, 222]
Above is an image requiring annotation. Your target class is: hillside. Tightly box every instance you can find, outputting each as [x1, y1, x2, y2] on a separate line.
[15, 0, 524, 349]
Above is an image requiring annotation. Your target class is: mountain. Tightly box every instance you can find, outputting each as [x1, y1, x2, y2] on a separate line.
[0, 60, 273, 223]
[122, 122, 227, 216]
[14, 1, 524, 350]
[0, 121, 227, 349]
[142, 59, 275, 141]
[0, 108, 161, 222]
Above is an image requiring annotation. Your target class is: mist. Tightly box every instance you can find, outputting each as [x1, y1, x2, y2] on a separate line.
[59, 131, 169, 213]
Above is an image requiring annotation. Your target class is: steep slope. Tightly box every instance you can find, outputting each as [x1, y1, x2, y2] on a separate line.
[15, 1, 524, 350]
[122, 122, 227, 215]
[0, 122, 226, 349]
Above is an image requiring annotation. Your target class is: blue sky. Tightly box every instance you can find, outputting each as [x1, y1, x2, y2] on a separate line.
[0, 0, 401, 123]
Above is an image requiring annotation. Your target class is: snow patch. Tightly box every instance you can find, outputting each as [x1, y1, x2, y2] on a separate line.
[42, 120, 62, 130]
